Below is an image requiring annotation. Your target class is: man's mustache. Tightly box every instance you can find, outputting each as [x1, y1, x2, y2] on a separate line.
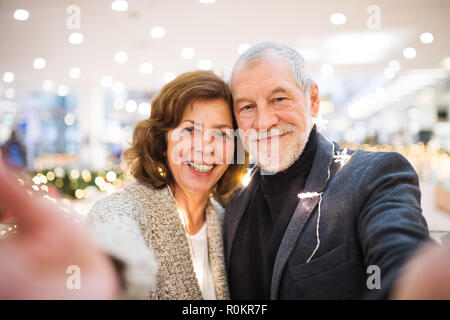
[247, 125, 297, 142]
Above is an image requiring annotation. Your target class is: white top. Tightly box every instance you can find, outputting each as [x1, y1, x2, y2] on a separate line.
[186, 223, 217, 300]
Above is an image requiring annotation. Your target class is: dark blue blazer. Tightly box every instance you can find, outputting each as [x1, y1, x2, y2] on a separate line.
[225, 133, 429, 299]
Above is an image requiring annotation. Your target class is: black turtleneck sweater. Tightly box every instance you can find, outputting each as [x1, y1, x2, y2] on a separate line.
[229, 125, 318, 299]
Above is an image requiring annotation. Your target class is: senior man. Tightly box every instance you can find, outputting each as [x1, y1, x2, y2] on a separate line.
[225, 42, 430, 299]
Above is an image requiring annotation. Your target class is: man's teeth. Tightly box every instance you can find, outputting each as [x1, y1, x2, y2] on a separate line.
[188, 162, 214, 173]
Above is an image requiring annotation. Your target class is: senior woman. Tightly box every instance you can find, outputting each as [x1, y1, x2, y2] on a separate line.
[0, 71, 246, 300]
[87, 70, 247, 299]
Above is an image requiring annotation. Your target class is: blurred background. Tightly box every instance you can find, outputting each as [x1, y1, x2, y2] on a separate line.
[0, 0, 449, 242]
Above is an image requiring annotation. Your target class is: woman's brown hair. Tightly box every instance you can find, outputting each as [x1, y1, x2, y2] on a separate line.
[123, 70, 247, 205]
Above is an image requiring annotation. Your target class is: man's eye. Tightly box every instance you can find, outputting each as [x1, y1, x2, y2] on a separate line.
[240, 105, 254, 112]
[273, 97, 286, 103]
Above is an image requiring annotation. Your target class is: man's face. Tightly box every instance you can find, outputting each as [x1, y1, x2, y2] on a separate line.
[230, 56, 319, 173]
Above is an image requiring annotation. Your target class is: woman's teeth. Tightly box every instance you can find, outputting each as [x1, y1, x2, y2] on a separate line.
[187, 162, 214, 173]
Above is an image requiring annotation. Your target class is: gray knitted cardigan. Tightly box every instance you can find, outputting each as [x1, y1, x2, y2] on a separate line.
[87, 180, 230, 300]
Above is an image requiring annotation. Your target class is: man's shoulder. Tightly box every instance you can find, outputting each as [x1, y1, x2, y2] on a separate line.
[346, 149, 416, 174]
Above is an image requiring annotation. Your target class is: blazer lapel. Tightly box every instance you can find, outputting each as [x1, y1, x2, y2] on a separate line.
[270, 133, 336, 299]
[225, 168, 260, 268]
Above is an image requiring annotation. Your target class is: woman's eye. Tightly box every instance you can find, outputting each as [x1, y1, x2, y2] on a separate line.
[182, 127, 194, 134]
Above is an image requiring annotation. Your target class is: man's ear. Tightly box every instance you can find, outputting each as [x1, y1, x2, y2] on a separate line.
[309, 83, 320, 117]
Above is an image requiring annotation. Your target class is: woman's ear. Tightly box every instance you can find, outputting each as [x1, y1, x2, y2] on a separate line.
[309, 83, 320, 117]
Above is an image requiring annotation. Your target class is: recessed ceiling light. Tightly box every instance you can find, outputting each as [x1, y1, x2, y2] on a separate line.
[238, 43, 251, 55]
[100, 76, 113, 88]
[150, 26, 166, 39]
[330, 13, 346, 25]
[42, 80, 54, 91]
[64, 113, 76, 126]
[181, 47, 195, 60]
[198, 59, 212, 70]
[69, 68, 81, 79]
[139, 62, 154, 75]
[163, 72, 176, 83]
[113, 98, 125, 110]
[33, 58, 46, 70]
[138, 102, 151, 116]
[3, 72, 15, 83]
[114, 51, 128, 64]
[113, 81, 125, 93]
[111, 0, 128, 12]
[125, 99, 137, 113]
[420, 32, 434, 44]
[57, 85, 69, 96]
[389, 60, 400, 71]
[320, 63, 334, 76]
[69, 32, 84, 45]
[5, 88, 15, 99]
[403, 47, 417, 59]
[14, 9, 29, 21]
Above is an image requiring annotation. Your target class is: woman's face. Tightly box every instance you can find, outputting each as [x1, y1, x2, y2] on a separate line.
[166, 98, 235, 195]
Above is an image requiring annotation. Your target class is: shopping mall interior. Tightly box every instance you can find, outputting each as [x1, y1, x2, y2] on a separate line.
[0, 0, 449, 243]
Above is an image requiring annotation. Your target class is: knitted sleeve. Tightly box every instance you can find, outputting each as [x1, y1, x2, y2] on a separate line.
[86, 191, 159, 299]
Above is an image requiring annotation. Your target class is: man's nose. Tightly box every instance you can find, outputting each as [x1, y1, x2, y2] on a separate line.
[256, 104, 279, 130]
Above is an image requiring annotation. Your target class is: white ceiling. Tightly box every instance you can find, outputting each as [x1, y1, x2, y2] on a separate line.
[0, 0, 450, 101]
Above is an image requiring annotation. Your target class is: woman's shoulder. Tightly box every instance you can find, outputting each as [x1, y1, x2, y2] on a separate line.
[88, 180, 161, 223]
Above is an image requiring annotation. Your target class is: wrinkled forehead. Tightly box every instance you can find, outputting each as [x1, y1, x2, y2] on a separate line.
[230, 55, 298, 95]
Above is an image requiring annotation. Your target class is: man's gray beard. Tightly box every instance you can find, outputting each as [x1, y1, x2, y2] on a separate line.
[253, 117, 313, 174]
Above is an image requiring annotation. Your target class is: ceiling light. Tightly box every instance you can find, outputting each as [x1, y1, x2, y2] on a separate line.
[69, 68, 81, 79]
[100, 76, 113, 88]
[389, 60, 400, 71]
[14, 9, 29, 21]
[403, 47, 417, 59]
[181, 47, 195, 60]
[150, 26, 166, 39]
[113, 81, 125, 93]
[57, 85, 69, 96]
[113, 98, 125, 110]
[125, 99, 137, 112]
[198, 59, 212, 70]
[33, 58, 46, 70]
[138, 102, 151, 116]
[64, 113, 76, 126]
[42, 80, 54, 91]
[420, 32, 434, 44]
[114, 51, 128, 64]
[139, 62, 154, 75]
[238, 43, 251, 55]
[330, 13, 346, 25]
[5, 88, 15, 99]
[3, 72, 15, 83]
[69, 32, 84, 44]
[111, 0, 128, 12]
[199, 0, 216, 3]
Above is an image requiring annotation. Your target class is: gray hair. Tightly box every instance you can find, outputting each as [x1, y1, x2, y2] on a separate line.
[230, 42, 315, 96]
